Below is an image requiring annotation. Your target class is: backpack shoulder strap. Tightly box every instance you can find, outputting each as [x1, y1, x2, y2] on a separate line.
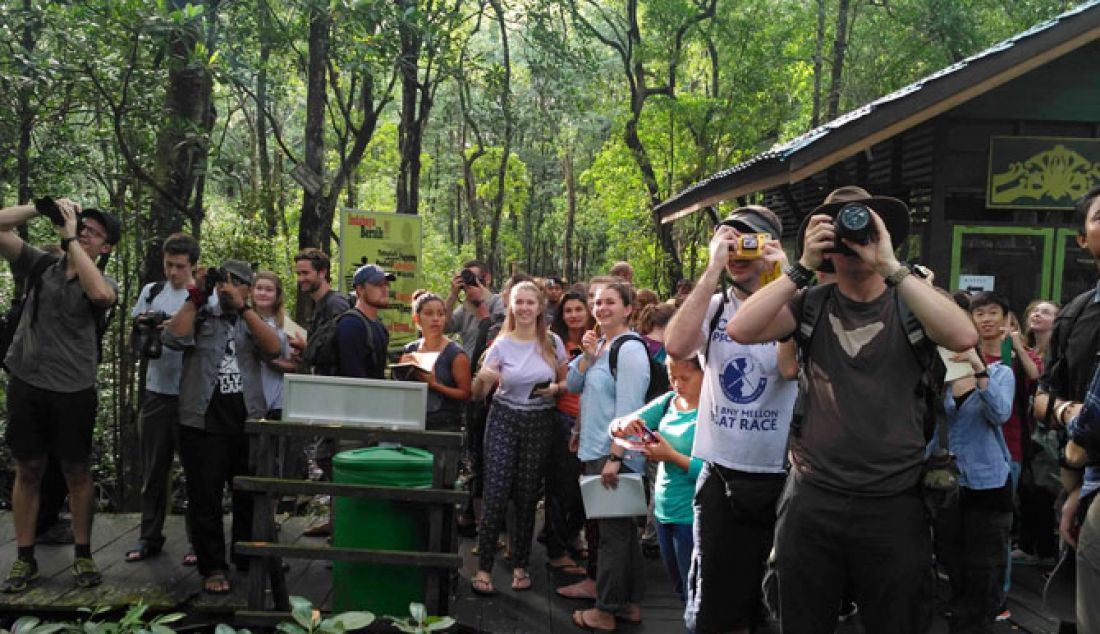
[25, 253, 60, 326]
[609, 333, 647, 379]
[795, 283, 834, 364]
[702, 291, 727, 360]
[895, 291, 931, 373]
[146, 280, 167, 304]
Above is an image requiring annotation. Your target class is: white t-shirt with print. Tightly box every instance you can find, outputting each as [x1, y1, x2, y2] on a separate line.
[692, 291, 798, 473]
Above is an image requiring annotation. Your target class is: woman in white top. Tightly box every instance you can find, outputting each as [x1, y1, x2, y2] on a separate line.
[470, 281, 567, 595]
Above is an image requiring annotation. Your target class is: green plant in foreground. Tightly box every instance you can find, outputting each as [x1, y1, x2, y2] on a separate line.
[4, 602, 186, 634]
[389, 603, 456, 633]
[275, 596, 374, 634]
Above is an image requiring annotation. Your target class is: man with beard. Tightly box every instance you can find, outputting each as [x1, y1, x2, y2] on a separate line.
[337, 264, 394, 378]
[163, 260, 281, 594]
[296, 248, 350, 376]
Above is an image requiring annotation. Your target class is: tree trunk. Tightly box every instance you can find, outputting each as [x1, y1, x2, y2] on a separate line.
[811, 0, 826, 127]
[16, 0, 37, 208]
[144, 13, 213, 282]
[826, 0, 851, 121]
[396, 0, 425, 216]
[256, 1, 277, 236]
[485, 0, 513, 279]
[298, 4, 331, 254]
[562, 151, 576, 282]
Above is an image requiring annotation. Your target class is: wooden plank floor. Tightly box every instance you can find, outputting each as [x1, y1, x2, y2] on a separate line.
[0, 511, 1069, 632]
[449, 526, 1068, 634]
[0, 512, 332, 617]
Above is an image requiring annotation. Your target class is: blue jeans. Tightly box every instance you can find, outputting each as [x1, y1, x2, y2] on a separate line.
[657, 521, 693, 603]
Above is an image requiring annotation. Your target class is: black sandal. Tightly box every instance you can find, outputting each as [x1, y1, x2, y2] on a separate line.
[124, 542, 161, 563]
[203, 571, 232, 594]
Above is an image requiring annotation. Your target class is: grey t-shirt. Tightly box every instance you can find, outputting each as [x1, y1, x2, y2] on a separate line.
[131, 282, 191, 395]
[448, 294, 506, 357]
[6, 244, 118, 393]
[789, 286, 929, 496]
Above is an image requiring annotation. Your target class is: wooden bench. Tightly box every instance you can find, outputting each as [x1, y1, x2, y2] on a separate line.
[233, 420, 467, 625]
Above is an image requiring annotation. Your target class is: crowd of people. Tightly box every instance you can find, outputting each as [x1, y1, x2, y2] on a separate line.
[1, 183, 1099, 634]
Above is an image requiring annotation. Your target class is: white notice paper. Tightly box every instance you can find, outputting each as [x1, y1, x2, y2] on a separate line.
[580, 473, 647, 519]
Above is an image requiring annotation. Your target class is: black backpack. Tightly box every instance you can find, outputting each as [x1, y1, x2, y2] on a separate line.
[793, 283, 946, 441]
[304, 308, 377, 375]
[608, 334, 671, 404]
[0, 254, 59, 371]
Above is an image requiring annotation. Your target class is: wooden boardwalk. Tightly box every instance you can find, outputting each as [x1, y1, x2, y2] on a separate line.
[0, 512, 331, 622]
[0, 511, 1069, 632]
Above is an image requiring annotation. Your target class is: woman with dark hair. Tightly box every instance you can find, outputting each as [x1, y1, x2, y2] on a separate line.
[565, 282, 651, 631]
[544, 291, 592, 574]
[470, 282, 568, 595]
[397, 290, 471, 432]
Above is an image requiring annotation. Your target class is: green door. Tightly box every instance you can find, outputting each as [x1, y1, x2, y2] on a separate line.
[949, 226, 1054, 313]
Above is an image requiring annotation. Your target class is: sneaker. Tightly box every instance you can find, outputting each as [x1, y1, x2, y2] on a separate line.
[72, 557, 102, 588]
[995, 607, 1012, 622]
[2, 559, 38, 594]
[1011, 548, 1040, 565]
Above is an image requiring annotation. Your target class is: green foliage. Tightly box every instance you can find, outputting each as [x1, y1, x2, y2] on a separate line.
[276, 596, 375, 634]
[389, 602, 456, 633]
[0, 602, 185, 634]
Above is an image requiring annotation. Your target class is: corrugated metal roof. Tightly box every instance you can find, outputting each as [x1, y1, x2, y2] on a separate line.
[656, 0, 1100, 220]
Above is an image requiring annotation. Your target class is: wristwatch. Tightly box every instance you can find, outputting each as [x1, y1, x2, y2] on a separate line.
[60, 237, 76, 251]
[607, 454, 622, 463]
[884, 265, 911, 287]
[784, 263, 815, 289]
[973, 370, 989, 379]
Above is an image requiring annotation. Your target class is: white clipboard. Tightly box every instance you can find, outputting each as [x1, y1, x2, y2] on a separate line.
[580, 473, 647, 519]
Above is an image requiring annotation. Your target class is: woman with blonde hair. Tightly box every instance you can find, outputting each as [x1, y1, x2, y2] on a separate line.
[470, 281, 568, 595]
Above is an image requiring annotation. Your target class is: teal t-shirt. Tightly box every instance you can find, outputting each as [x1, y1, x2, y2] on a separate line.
[634, 392, 703, 525]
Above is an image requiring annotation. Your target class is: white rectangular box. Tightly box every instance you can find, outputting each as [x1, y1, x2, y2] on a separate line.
[281, 374, 427, 430]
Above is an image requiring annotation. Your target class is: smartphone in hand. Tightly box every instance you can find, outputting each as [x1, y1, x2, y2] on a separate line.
[529, 380, 551, 399]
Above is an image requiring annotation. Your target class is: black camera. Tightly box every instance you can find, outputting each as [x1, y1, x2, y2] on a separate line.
[203, 267, 228, 296]
[460, 268, 479, 287]
[834, 203, 874, 246]
[131, 311, 169, 359]
[34, 197, 66, 226]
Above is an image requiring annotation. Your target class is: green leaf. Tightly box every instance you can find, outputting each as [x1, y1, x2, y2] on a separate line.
[408, 603, 426, 624]
[214, 624, 239, 634]
[330, 612, 374, 631]
[276, 624, 307, 634]
[12, 617, 40, 633]
[290, 596, 315, 629]
[426, 617, 456, 631]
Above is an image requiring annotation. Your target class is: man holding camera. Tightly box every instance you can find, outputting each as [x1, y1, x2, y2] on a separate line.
[728, 186, 977, 632]
[0, 198, 119, 593]
[163, 260, 281, 594]
[125, 233, 205, 564]
[445, 260, 505, 359]
[665, 206, 797, 634]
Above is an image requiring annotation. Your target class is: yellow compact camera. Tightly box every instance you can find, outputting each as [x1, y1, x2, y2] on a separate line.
[730, 233, 770, 260]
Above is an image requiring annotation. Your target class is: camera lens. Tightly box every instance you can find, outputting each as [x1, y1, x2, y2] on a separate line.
[835, 203, 872, 245]
[741, 236, 758, 250]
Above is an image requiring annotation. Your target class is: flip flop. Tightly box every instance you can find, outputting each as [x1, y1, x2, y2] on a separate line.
[203, 571, 231, 595]
[556, 579, 597, 600]
[181, 552, 198, 567]
[124, 542, 161, 563]
[471, 576, 495, 596]
[548, 557, 586, 576]
[511, 570, 532, 591]
[572, 609, 616, 632]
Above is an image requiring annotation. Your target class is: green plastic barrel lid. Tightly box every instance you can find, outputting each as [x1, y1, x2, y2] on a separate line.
[333, 446, 434, 488]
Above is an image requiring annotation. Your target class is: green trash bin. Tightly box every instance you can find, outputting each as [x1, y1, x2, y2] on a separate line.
[332, 446, 434, 615]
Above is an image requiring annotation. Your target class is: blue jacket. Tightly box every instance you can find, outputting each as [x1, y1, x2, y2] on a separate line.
[931, 362, 1014, 490]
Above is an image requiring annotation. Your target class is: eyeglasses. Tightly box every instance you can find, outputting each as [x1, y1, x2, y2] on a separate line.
[78, 221, 107, 241]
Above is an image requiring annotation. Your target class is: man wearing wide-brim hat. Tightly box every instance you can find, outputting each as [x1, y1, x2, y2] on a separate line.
[665, 204, 798, 634]
[726, 186, 978, 632]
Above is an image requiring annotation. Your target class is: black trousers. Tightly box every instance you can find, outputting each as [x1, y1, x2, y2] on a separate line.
[138, 391, 181, 549]
[178, 424, 253, 576]
[775, 476, 934, 634]
[543, 412, 585, 559]
[934, 490, 1012, 634]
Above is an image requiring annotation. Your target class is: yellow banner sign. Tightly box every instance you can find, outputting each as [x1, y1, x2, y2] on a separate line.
[338, 210, 422, 347]
[988, 136, 1100, 209]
